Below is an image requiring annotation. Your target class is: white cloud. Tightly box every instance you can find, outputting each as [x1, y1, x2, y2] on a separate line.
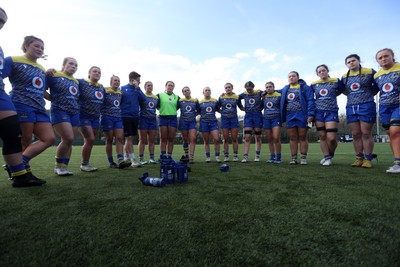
[282, 54, 302, 65]
[254, 48, 277, 63]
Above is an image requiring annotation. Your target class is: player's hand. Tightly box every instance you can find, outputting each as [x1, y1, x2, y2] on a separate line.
[46, 68, 56, 76]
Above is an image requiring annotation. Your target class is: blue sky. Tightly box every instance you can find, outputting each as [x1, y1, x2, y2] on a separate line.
[1, 0, 399, 114]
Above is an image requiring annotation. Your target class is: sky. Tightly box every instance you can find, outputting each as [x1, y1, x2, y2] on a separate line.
[1, 0, 399, 114]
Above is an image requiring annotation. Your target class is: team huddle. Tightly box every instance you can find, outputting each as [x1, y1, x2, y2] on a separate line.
[0, 8, 399, 188]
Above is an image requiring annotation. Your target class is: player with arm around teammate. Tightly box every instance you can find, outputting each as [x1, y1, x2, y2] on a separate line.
[280, 71, 315, 165]
[178, 86, 199, 163]
[342, 54, 379, 168]
[374, 48, 400, 173]
[218, 82, 242, 162]
[311, 64, 344, 166]
[101, 75, 131, 169]
[0, 7, 45, 187]
[46, 57, 80, 176]
[138, 81, 159, 165]
[199, 86, 221, 163]
[262, 81, 282, 164]
[238, 81, 263, 163]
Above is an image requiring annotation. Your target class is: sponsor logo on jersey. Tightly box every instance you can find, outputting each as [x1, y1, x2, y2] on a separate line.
[267, 101, 273, 109]
[149, 102, 155, 108]
[350, 83, 360, 91]
[32, 77, 44, 89]
[185, 105, 192, 112]
[226, 103, 232, 109]
[113, 100, 120, 107]
[206, 106, 212, 112]
[319, 88, 328, 97]
[249, 98, 255, 105]
[288, 93, 295, 100]
[95, 91, 104, 100]
[382, 83, 393, 93]
[69, 86, 78, 95]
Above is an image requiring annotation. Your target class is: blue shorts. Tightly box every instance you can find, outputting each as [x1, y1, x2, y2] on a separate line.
[199, 120, 219, 133]
[80, 112, 100, 129]
[13, 102, 50, 123]
[220, 117, 239, 129]
[0, 91, 16, 111]
[244, 112, 263, 128]
[50, 108, 80, 126]
[286, 111, 307, 129]
[379, 105, 400, 125]
[101, 115, 123, 131]
[263, 117, 281, 130]
[346, 102, 376, 124]
[139, 116, 157, 130]
[159, 115, 177, 128]
[315, 110, 339, 123]
[179, 119, 197, 131]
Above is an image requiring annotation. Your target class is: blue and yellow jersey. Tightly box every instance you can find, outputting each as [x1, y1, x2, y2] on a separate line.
[262, 91, 281, 119]
[285, 85, 302, 112]
[101, 87, 122, 117]
[0, 47, 5, 93]
[311, 77, 344, 112]
[140, 93, 158, 119]
[341, 67, 379, 106]
[47, 71, 79, 114]
[178, 97, 199, 122]
[374, 62, 400, 107]
[78, 79, 105, 118]
[199, 97, 219, 122]
[2, 55, 47, 111]
[238, 89, 263, 112]
[218, 93, 242, 119]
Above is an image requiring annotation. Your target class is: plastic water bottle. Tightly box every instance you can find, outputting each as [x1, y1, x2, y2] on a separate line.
[139, 172, 166, 187]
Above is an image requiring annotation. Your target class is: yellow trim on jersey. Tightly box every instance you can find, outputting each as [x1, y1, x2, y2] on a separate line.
[311, 77, 339, 85]
[265, 92, 281, 97]
[290, 84, 300, 89]
[53, 71, 79, 84]
[342, 67, 373, 78]
[199, 97, 218, 104]
[244, 89, 261, 95]
[84, 79, 102, 87]
[11, 55, 45, 71]
[179, 97, 198, 102]
[145, 93, 159, 99]
[105, 87, 123, 94]
[374, 62, 400, 78]
[220, 93, 239, 99]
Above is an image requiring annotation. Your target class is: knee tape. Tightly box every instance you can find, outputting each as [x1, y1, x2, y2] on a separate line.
[390, 120, 400, 127]
[0, 115, 22, 155]
[326, 128, 338, 133]
[316, 126, 326, 132]
[244, 130, 253, 135]
[254, 130, 262, 135]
